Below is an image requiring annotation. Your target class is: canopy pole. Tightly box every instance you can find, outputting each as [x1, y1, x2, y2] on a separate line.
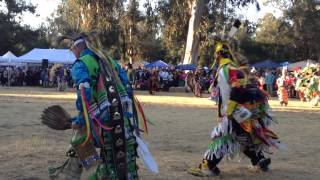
[8, 58, 11, 88]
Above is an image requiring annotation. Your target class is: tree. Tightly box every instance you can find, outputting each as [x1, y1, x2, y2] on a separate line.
[182, 0, 258, 65]
[134, 1, 166, 62]
[255, 13, 291, 44]
[285, 0, 320, 60]
[120, 0, 143, 63]
[47, 0, 126, 59]
[0, 0, 49, 55]
[48, 0, 165, 63]
[262, 0, 320, 61]
[183, 0, 209, 65]
[251, 13, 294, 61]
[156, 0, 191, 64]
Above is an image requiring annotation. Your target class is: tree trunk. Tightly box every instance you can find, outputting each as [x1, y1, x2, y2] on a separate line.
[182, 0, 208, 65]
[129, 26, 133, 64]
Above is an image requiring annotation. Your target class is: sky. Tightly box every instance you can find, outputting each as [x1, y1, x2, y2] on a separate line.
[22, 0, 61, 27]
[22, 0, 282, 28]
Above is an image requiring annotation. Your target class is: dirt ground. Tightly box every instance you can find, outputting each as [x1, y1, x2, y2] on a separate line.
[0, 87, 319, 180]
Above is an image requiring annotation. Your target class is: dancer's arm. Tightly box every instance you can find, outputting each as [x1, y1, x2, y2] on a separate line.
[71, 60, 91, 128]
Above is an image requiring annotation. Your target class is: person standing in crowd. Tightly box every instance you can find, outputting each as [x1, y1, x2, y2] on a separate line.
[161, 69, 170, 91]
[149, 69, 158, 94]
[168, 69, 174, 87]
[294, 68, 306, 101]
[16, 68, 24, 86]
[0, 69, 2, 86]
[1, 68, 8, 86]
[57, 66, 68, 91]
[142, 68, 150, 90]
[258, 73, 265, 90]
[287, 73, 296, 98]
[178, 70, 187, 87]
[158, 68, 164, 85]
[66, 67, 73, 87]
[194, 67, 203, 97]
[172, 70, 179, 87]
[265, 70, 275, 96]
[276, 70, 289, 106]
[133, 67, 142, 89]
[40, 69, 48, 88]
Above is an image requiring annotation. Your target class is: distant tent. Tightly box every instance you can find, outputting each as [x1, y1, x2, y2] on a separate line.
[0, 62, 24, 66]
[141, 61, 149, 65]
[175, 64, 196, 70]
[0, 51, 18, 62]
[15, 48, 76, 64]
[2, 51, 17, 59]
[251, 60, 280, 69]
[287, 60, 316, 71]
[144, 60, 168, 69]
[132, 61, 149, 69]
[279, 61, 290, 67]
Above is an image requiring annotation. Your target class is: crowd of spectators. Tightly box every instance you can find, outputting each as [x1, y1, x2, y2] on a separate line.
[0, 66, 40, 86]
[1, 64, 199, 92]
[1, 63, 213, 94]
[130, 67, 184, 90]
[2, 63, 317, 104]
[0, 65, 73, 88]
[124, 65, 213, 94]
[254, 67, 319, 100]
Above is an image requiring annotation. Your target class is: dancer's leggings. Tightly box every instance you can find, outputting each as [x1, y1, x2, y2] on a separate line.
[206, 120, 265, 169]
[206, 147, 265, 170]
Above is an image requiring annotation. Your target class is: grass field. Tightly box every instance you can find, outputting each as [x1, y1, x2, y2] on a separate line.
[0, 87, 319, 180]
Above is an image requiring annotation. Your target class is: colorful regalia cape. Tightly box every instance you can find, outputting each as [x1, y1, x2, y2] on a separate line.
[204, 41, 284, 161]
[48, 35, 158, 180]
[295, 65, 320, 106]
[188, 19, 284, 177]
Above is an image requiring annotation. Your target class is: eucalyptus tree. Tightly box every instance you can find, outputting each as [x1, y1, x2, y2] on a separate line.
[182, 0, 259, 65]
[47, 0, 126, 59]
[0, 0, 48, 55]
[256, 0, 320, 61]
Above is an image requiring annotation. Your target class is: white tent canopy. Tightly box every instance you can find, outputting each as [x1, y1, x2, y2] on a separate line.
[0, 62, 24, 66]
[2, 51, 17, 59]
[14, 48, 76, 64]
[0, 51, 18, 62]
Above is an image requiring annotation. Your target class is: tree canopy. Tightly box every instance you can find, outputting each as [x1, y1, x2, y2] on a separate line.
[0, 0, 319, 64]
[240, 0, 320, 62]
[0, 0, 49, 55]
